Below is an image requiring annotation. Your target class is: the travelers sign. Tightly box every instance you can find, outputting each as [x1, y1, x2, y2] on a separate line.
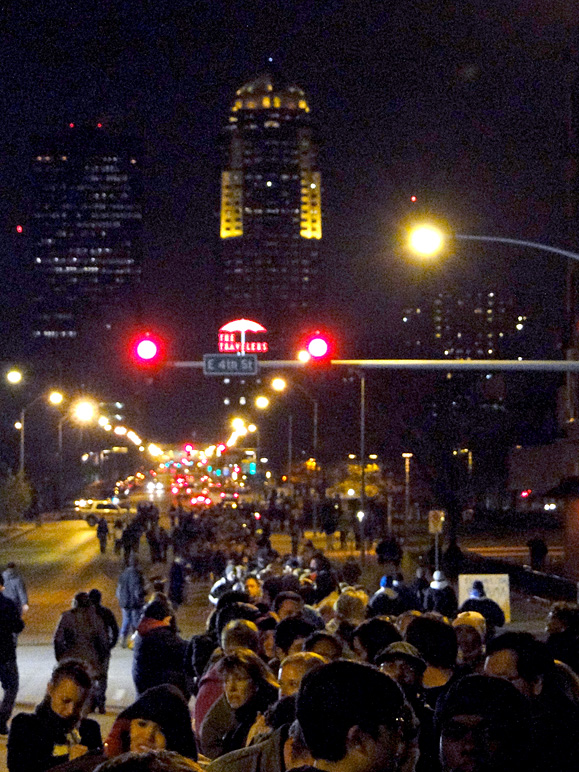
[218, 319, 269, 354]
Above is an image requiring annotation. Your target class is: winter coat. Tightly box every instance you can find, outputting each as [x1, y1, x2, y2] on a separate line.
[424, 585, 458, 618]
[93, 604, 119, 651]
[53, 607, 109, 674]
[7, 698, 101, 772]
[169, 561, 186, 605]
[2, 569, 28, 615]
[115, 566, 145, 609]
[0, 594, 24, 661]
[104, 684, 197, 760]
[132, 617, 188, 697]
[207, 726, 287, 772]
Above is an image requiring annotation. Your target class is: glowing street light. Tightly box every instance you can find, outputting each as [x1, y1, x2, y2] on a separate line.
[48, 391, 64, 405]
[255, 396, 270, 409]
[232, 417, 246, 431]
[247, 424, 257, 433]
[6, 369, 23, 385]
[14, 421, 22, 430]
[408, 225, 445, 257]
[271, 378, 287, 392]
[73, 400, 96, 423]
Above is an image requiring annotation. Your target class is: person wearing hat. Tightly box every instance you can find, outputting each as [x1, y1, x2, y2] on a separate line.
[436, 674, 533, 772]
[458, 580, 504, 639]
[424, 571, 457, 619]
[452, 612, 486, 674]
[375, 642, 436, 772]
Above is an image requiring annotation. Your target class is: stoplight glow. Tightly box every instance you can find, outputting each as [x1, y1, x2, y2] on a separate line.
[136, 339, 158, 360]
[307, 336, 329, 358]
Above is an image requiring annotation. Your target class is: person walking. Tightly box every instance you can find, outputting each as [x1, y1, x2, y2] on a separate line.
[2, 563, 29, 617]
[88, 589, 119, 713]
[96, 518, 109, 554]
[0, 574, 24, 734]
[168, 556, 186, 608]
[116, 555, 146, 647]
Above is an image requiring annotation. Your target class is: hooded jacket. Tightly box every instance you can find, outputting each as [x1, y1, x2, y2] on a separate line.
[132, 617, 189, 697]
[105, 685, 197, 760]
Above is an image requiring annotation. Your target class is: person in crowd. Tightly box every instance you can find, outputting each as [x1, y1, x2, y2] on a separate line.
[207, 719, 312, 772]
[408, 568, 429, 612]
[104, 685, 197, 761]
[209, 565, 238, 606]
[95, 751, 202, 772]
[527, 535, 548, 571]
[97, 518, 109, 554]
[545, 601, 579, 674]
[261, 577, 284, 609]
[424, 571, 457, 618]
[436, 674, 533, 772]
[168, 557, 186, 608]
[341, 557, 362, 586]
[194, 619, 260, 732]
[303, 631, 343, 661]
[88, 589, 119, 713]
[273, 619, 315, 669]
[484, 631, 579, 772]
[296, 660, 416, 772]
[327, 589, 368, 644]
[375, 642, 436, 772]
[116, 555, 146, 647]
[309, 553, 338, 604]
[256, 615, 278, 662]
[273, 591, 324, 629]
[200, 648, 278, 759]
[8, 660, 101, 772]
[277, 652, 326, 698]
[405, 615, 458, 707]
[0, 572, 24, 734]
[2, 562, 29, 617]
[244, 575, 262, 604]
[54, 592, 110, 700]
[452, 612, 486, 673]
[367, 575, 402, 617]
[458, 580, 504, 639]
[351, 617, 401, 664]
[132, 598, 188, 698]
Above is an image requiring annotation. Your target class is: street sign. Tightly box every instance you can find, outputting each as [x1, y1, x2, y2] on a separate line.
[428, 509, 446, 534]
[203, 353, 258, 376]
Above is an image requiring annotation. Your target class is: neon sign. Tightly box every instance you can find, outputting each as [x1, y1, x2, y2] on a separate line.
[218, 319, 269, 354]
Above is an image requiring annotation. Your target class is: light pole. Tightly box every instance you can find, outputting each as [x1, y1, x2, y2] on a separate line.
[402, 453, 413, 531]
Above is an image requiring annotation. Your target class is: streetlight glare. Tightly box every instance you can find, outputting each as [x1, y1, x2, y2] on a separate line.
[6, 370, 23, 385]
[14, 421, 22, 430]
[232, 417, 246, 431]
[408, 225, 444, 257]
[255, 396, 269, 409]
[297, 349, 311, 363]
[48, 391, 64, 405]
[272, 377, 287, 392]
[74, 400, 96, 422]
[247, 424, 257, 433]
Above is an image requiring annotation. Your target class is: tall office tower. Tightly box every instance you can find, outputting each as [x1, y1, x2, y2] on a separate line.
[219, 73, 322, 342]
[402, 290, 523, 359]
[30, 125, 143, 343]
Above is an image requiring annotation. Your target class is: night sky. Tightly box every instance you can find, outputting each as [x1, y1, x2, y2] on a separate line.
[1, 1, 578, 468]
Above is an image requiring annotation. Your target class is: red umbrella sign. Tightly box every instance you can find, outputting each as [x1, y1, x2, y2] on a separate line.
[219, 319, 269, 354]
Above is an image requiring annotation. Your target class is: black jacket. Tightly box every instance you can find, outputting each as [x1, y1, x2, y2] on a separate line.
[132, 619, 188, 697]
[0, 593, 24, 660]
[7, 699, 101, 772]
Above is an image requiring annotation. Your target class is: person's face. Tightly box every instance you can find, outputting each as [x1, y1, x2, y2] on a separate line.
[47, 678, 88, 724]
[380, 659, 421, 692]
[484, 649, 536, 697]
[245, 578, 261, 600]
[278, 600, 302, 621]
[129, 719, 167, 752]
[455, 626, 483, 664]
[261, 630, 276, 659]
[278, 662, 306, 698]
[440, 714, 505, 772]
[224, 668, 257, 709]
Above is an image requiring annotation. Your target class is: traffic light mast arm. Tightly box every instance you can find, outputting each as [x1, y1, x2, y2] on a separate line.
[171, 359, 579, 372]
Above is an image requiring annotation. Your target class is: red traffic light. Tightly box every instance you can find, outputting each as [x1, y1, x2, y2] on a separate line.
[307, 336, 330, 359]
[298, 330, 334, 365]
[130, 332, 166, 368]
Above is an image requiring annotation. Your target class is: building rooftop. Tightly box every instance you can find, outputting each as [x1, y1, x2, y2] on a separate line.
[232, 73, 310, 113]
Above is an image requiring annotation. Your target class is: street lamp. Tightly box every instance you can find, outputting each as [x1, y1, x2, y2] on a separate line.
[255, 396, 270, 409]
[6, 369, 23, 385]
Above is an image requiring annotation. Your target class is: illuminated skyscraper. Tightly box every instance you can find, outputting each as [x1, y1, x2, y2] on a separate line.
[30, 125, 143, 342]
[220, 73, 322, 334]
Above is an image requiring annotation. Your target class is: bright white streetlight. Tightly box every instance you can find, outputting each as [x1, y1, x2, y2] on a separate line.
[255, 396, 269, 409]
[272, 378, 287, 392]
[408, 225, 445, 257]
[248, 424, 257, 433]
[14, 421, 22, 430]
[73, 400, 96, 422]
[6, 370, 23, 385]
[48, 391, 64, 405]
[232, 417, 246, 431]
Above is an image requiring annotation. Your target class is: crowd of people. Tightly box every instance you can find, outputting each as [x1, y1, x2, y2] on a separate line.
[2, 514, 579, 772]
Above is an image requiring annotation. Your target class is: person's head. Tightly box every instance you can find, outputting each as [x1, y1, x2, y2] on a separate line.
[215, 601, 260, 640]
[284, 720, 314, 770]
[72, 591, 91, 609]
[452, 612, 486, 665]
[143, 599, 172, 624]
[405, 616, 457, 671]
[375, 642, 426, 697]
[221, 619, 260, 654]
[310, 553, 331, 573]
[278, 652, 326, 698]
[470, 580, 486, 599]
[95, 750, 201, 772]
[88, 588, 103, 606]
[262, 577, 284, 608]
[110, 685, 197, 759]
[304, 631, 344, 661]
[352, 618, 402, 664]
[546, 601, 579, 636]
[217, 648, 279, 710]
[275, 618, 315, 658]
[297, 661, 407, 772]
[334, 590, 368, 626]
[484, 632, 553, 698]
[275, 591, 305, 621]
[257, 614, 278, 659]
[245, 575, 262, 601]
[396, 611, 421, 637]
[437, 675, 532, 772]
[47, 660, 92, 727]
